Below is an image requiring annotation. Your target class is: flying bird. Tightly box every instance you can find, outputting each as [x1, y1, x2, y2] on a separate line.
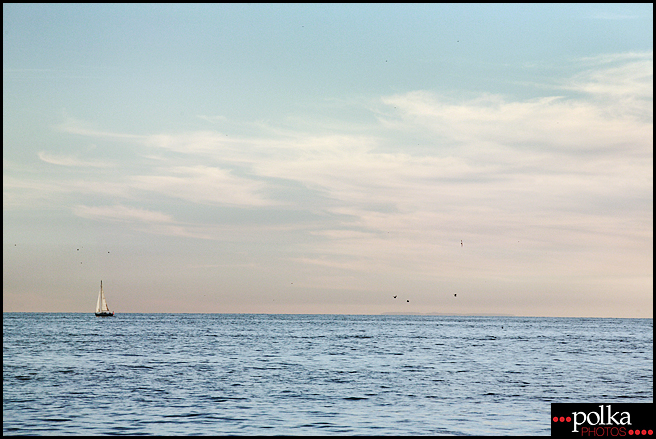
[393, 295, 397, 298]
[454, 294, 457, 297]
[406, 300, 409, 303]
[461, 240, 463, 247]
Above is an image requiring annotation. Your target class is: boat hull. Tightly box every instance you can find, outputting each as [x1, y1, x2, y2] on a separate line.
[95, 312, 114, 317]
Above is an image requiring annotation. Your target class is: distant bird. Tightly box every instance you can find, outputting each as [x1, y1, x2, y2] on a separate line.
[454, 294, 457, 297]
[461, 240, 463, 247]
[77, 249, 79, 251]
[406, 300, 409, 303]
[393, 295, 397, 298]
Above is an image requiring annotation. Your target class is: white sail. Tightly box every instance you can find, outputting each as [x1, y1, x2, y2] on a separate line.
[95, 280, 111, 314]
[96, 281, 102, 313]
[100, 283, 109, 312]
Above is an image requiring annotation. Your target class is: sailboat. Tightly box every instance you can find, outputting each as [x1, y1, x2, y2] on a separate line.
[95, 280, 115, 317]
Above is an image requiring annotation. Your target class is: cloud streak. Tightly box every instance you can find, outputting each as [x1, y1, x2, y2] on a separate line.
[38, 152, 112, 168]
[130, 165, 275, 207]
[73, 204, 174, 223]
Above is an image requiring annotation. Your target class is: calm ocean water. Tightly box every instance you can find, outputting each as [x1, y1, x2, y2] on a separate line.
[3, 313, 653, 435]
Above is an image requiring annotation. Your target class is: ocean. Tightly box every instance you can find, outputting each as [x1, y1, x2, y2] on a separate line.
[3, 313, 653, 435]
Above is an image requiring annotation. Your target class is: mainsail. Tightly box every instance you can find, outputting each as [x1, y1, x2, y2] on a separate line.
[96, 280, 110, 313]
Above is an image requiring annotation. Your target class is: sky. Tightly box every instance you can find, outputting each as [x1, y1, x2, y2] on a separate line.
[3, 4, 653, 317]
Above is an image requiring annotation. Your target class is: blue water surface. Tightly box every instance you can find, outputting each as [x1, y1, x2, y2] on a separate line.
[3, 313, 653, 435]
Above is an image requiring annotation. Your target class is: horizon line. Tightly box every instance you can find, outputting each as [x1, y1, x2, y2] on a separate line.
[3, 311, 653, 319]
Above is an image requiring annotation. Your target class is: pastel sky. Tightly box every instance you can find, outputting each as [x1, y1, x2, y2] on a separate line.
[3, 4, 653, 317]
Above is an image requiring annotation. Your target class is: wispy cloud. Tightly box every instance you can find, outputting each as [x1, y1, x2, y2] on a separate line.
[72, 204, 216, 239]
[73, 204, 174, 223]
[130, 165, 276, 207]
[196, 114, 228, 124]
[56, 117, 146, 141]
[381, 89, 650, 156]
[564, 52, 653, 116]
[38, 151, 113, 168]
[3, 174, 72, 209]
[11, 53, 653, 257]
